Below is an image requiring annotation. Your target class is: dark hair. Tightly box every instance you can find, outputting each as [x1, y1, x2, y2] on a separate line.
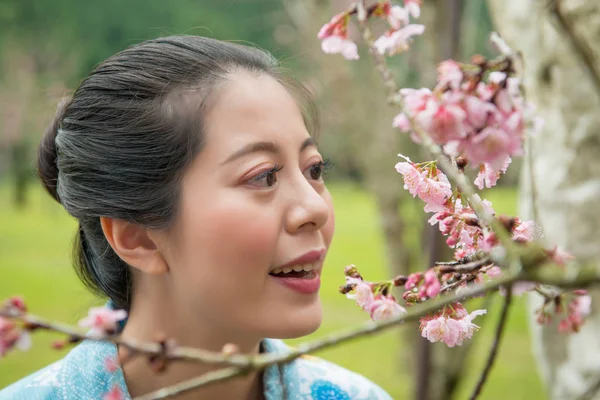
[37, 35, 318, 311]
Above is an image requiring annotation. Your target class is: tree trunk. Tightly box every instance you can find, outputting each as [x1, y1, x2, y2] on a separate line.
[487, 1, 600, 399]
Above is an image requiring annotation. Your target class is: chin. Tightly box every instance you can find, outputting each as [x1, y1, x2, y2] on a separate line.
[263, 301, 323, 339]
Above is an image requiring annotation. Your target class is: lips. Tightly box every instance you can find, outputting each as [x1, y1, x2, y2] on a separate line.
[272, 249, 326, 272]
[269, 249, 326, 294]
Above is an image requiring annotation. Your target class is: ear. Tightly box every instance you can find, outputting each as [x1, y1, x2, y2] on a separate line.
[100, 217, 169, 275]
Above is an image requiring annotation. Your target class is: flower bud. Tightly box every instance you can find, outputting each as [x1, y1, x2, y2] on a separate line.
[344, 264, 362, 278]
[455, 156, 468, 171]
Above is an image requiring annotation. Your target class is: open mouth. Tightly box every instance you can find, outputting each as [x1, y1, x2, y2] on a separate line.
[268, 263, 319, 279]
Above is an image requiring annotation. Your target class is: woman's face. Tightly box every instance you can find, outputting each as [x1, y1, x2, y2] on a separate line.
[163, 72, 335, 341]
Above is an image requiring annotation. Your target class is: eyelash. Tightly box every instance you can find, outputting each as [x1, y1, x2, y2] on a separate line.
[310, 158, 334, 180]
[248, 158, 334, 188]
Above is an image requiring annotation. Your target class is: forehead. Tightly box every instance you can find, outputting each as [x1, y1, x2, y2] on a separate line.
[203, 72, 309, 152]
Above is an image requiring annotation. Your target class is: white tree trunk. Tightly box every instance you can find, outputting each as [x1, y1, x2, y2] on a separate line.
[487, 1, 600, 399]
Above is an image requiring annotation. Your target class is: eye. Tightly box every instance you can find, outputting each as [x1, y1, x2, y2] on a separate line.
[247, 165, 283, 188]
[304, 159, 333, 181]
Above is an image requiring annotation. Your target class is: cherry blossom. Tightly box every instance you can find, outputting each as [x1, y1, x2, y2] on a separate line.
[404, 0, 422, 18]
[437, 60, 463, 90]
[559, 294, 592, 333]
[395, 154, 452, 210]
[386, 5, 410, 30]
[78, 306, 128, 335]
[374, 24, 425, 56]
[474, 157, 511, 190]
[369, 295, 407, 321]
[0, 317, 31, 357]
[404, 272, 422, 290]
[419, 306, 486, 347]
[512, 219, 538, 242]
[345, 277, 375, 311]
[415, 92, 468, 144]
[317, 11, 359, 60]
[421, 269, 442, 298]
[548, 245, 575, 266]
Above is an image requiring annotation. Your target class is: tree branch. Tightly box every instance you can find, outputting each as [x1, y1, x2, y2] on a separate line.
[469, 287, 513, 400]
[0, 310, 250, 368]
[131, 259, 600, 399]
[134, 271, 519, 399]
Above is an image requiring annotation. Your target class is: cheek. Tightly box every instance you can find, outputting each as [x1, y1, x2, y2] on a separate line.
[179, 192, 280, 276]
[322, 190, 336, 248]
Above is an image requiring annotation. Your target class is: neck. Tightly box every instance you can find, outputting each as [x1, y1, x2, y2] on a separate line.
[117, 280, 265, 400]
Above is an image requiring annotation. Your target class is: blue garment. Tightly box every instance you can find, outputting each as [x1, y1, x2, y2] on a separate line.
[0, 337, 392, 399]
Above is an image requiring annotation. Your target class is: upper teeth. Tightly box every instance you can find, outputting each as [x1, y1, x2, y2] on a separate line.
[271, 263, 317, 275]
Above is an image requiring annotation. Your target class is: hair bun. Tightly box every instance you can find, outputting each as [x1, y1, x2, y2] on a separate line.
[37, 97, 71, 203]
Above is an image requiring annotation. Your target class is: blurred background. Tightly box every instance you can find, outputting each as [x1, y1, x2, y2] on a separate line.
[1, 1, 598, 399]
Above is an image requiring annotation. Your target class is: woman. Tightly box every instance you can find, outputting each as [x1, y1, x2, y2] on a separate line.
[0, 36, 391, 399]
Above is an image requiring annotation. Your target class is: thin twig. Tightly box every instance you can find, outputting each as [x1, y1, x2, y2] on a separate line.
[469, 286, 513, 400]
[438, 259, 492, 274]
[547, 0, 600, 96]
[0, 310, 249, 367]
[435, 251, 488, 266]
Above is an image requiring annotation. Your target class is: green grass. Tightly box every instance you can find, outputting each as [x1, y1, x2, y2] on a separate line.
[0, 181, 545, 399]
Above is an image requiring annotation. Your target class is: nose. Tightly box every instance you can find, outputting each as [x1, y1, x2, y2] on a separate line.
[285, 178, 330, 234]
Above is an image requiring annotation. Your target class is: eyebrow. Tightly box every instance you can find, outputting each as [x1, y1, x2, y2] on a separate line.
[221, 137, 316, 165]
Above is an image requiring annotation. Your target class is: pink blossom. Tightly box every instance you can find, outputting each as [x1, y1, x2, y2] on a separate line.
[392, 112, 411, 131]
[474, 194, 496, 217]
[401, 88, 432, 114]
[321, 36, 359, 60]
[416, 95, 467, 144]
[423, 270, 441, 298]
[374, 24, 425, 56]
[474, 157, 511, 190]
[486, 265, 502, 278]
[420, 305, 486, 347]
[419, 169, 453, 209]
[457, 309, 487, 343]
[462, 126, 520, 169]
[345, 277, 374, 311]
[0, 317, 31, 357]
[575, 295, 592, 317]
[404, 0, 421, 18]
[548, 245, 575, 266]
[512, 219, 537, 242]
[104, 385, 125, 400]
[78, 306, 128, 335]
[420, 316, 463, 347]
[464, 95, 496, 130]
[395, 154, 424, 197]
[405, 272, 422, 290]
[369, 295, 407, 321]
[5, 296, 27, 313]
[437, 60, 463, 89]
[559, 295, 592, 333]
[317, 11, 346, 40]
[386, 5, 410, 30]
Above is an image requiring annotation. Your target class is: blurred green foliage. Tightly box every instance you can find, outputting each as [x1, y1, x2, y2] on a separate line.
[0, 0, 295, 82]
